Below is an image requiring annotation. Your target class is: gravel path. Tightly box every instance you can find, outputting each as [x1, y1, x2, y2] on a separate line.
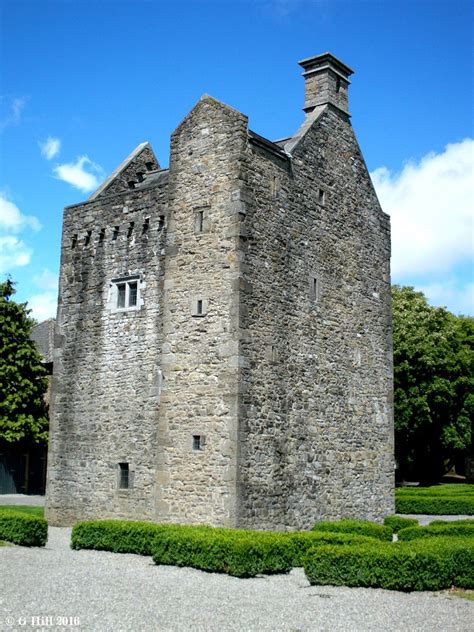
[1, 527, 473, 632]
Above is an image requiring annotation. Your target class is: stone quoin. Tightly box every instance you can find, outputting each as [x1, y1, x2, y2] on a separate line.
[45, 53, 394, 528]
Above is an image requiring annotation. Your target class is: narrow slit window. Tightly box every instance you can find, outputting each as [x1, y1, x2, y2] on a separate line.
[196, 299, 203, 315]
[193, 435, 201, 451]
[99, 228, 105, 243]
[118, 463, 129, 489]
[127, 222, 134, 238]
[113, 226, 120, 240]
[158, 215, 165, 231]
[310, 276, 320, 303]
[196, 210, 204, 233]
[71, 234, 78, 249]
[84, 230, 92, 246]
[318, 189, 325, 205]
[142, 218, 150, 234]
[336, 76, 341, 93]
[117, 284, 126, 308]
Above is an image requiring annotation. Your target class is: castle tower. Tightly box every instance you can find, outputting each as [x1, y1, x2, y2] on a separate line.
[45, 54, 394, 528]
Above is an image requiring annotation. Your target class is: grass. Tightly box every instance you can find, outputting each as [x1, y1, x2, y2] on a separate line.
[0, 505, 44, 518]
[448, 589, 474, 602]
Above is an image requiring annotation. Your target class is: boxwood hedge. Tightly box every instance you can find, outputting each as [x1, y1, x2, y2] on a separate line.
[71, 519, 373, 576]
[383, 515, 418, 533]
[396, 484, 474, 496]
[0, 509, 48, 547]
[303, 536, 474, 591]
[312, 519, 392, 541]
[398, 523, 474, 541]
[71, 520, 213, 555]
[395, 496, 474, 515]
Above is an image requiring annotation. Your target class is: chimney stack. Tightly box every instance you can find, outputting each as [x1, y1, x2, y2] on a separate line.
[298, 53, 353, 115]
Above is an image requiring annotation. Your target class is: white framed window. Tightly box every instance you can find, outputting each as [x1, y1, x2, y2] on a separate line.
[109, 275, 142, 312]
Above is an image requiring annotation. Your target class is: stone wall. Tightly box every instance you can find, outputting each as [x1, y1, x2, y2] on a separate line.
[46, 182, 167, 525]
[238, 105, 394, 529]
[154, 97, 248, 526]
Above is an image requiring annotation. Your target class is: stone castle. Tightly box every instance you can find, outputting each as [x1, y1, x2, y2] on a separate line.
[46, 53, 394, 528]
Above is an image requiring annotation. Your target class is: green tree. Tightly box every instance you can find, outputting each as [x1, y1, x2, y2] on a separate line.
[392, 285, 473, 481]
[0, 279, 49, 444]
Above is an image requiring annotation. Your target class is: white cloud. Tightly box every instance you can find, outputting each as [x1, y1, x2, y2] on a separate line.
[371, 138, 474, 278]
[27, 291, 58, 321]
[26, 270, 59, 321]
[33, 268, 59, 292]
[0, 192, 41, 232]
[418, 281, 474, 317]
[0, 236, 32, 273]
[39, 136, 61, 160]
[53, 156, 104, 193]
[0, 96, 27, 131]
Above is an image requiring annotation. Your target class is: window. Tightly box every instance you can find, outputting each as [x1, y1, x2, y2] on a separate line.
[112, 226, 120, 240]
[145, 162, 154, 171]
[310, 275, 320, 303]
[191, 297, 207, 317]
[158, 215, 165, 231]
[318, 189, 325, 205]
[99, 228, 105, 244]
[195, 209, 204, 233]
[142, 218, 150, 234]
[111, 276, 141, 311]
[336, 76, 341, 93]
[118, 463, 129, 489]
[127, 222, 134, 238]
[128, 181, 136, 190]
[84, 230, 92, 246]
[193, 435, 202, 451]
[136, 172, 144, 183]
[71, 234, 78, 249]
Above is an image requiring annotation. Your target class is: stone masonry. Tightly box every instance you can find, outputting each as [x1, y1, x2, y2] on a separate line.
[46, 53, 394, 528]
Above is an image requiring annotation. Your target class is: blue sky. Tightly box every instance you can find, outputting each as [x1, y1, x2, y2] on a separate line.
[0, 0, 473, 319]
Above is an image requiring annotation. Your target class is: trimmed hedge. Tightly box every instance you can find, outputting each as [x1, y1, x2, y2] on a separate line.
[152, 529, 375, 575]
[408, 536, 474, 589]
[71, 519, 374, 577]
[303, 536, 474, 591]
[396, 484, 474, 496]
[71, 520, 213, 555]
[0, 509, 48, 547]
[312, 519, 392, 541]
[395, 496, 474, 515]
[152, 529, 293, 577]
[383, 515, 418, 533]
[398, 523, 474, 541]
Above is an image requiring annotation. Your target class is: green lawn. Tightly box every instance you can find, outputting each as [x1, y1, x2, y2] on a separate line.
[0, 505, 44, 518]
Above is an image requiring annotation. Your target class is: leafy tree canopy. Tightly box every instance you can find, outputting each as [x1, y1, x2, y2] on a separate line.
[392, 285, 473, 481]
[0, 279, 49, 444]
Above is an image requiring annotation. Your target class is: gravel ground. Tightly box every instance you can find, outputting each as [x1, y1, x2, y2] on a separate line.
[1, 527, 473, 632]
